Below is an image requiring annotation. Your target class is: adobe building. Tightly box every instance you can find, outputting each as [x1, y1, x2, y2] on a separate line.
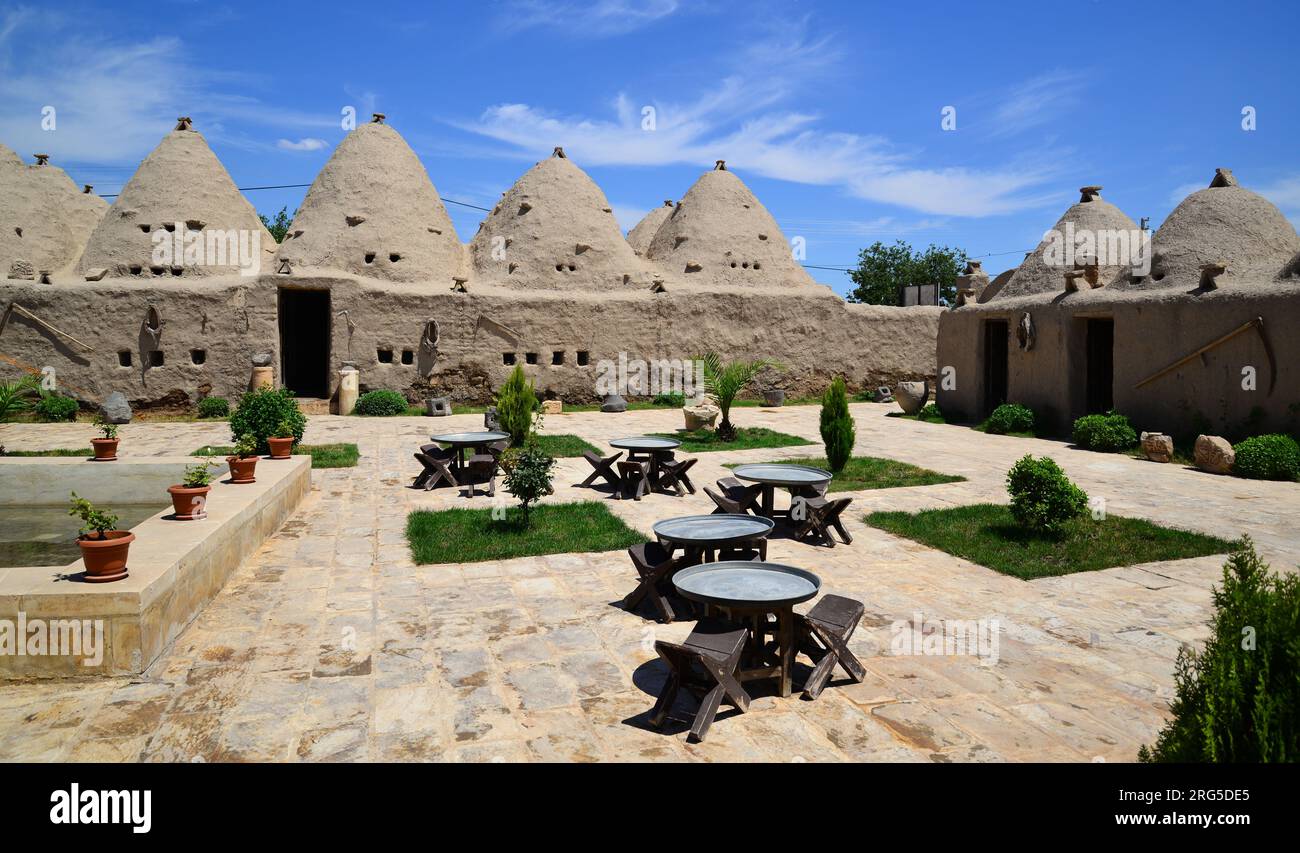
[936, 172, 1300, 437]
[0, 117, 939, 411]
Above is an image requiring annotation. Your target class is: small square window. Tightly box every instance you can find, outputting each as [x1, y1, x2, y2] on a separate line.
[401, 349, 414, 365]
[525, 352, 538, 365]
[148, 350, 164, 367]
[377, 349, 393, 364]
[577, 351, 590, 366]
[118, 350, 132, 368]
[502, 352, 516, 366]
[191, 349, 206, 365]
[551, 351, 565, 365]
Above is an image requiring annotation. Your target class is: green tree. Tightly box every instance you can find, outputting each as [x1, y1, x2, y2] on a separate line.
[1140, 537, 1300, 762]
[258, 207, 295, 243]
[496, 364, 536, 446]
[847, 240, 968, 306]
[819, 376, 855, 473]
[698, 352, 779, 442]
[502, 439, 555, 526]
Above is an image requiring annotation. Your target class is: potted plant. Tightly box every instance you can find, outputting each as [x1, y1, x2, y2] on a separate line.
[226, 433, 259, 484]
[168, 452, 218, 519]
[68, 491, 132, 583]
[90, 415, 119, 461]
[267, 418, 295, 459]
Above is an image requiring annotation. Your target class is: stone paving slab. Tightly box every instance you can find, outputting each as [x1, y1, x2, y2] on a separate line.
[1, 402, 1296, 762]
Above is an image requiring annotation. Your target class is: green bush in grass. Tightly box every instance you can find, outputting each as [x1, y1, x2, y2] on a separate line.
[1006, 454, 1088, 534]
[197, 396, 229, 418]
[496, 364, 537, 446]
[819, 376, 855, 473]
[35, 393, 79, 422]
[1232, 434, 1300, 481]
[1140, 537, 1300, 762]
[916, 403, 944, 422]
[1072, 411, 1137, 452]
[353, 389, 408, 417]
[651, 391, 685, 407]
[229, 387, 306, 454]
[986, 402, 1035, 435]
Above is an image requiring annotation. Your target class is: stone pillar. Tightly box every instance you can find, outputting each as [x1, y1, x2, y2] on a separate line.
[249, 353, 274, 391]
[338, 364, 359, 415]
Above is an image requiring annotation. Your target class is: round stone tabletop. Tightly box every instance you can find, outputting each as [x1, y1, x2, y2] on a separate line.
[673, 561, 821, 609]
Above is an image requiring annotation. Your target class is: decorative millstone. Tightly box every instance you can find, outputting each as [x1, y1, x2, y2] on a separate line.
[426, 397, 452, 417]
[1140, 432, 1174, 463]
[98, 391, 132, 425]
[600, 393, 628, 413]
[894, 380, 929, 415]
[1194, 434, 1235, 474]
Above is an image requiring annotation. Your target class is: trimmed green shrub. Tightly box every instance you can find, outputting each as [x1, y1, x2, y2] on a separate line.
[986, 402, 1035, 435]
[652, 391, 685, 408]
[819, 376, 855, 473]
[1140, 537, 1300, 762]
[1232, 434, 1300, 481]
[197, 396, 229, 419]
[916, 403, 944, 422]
[853, 388, 876, 402]
[502, 439, 555, 525]
[1072, 411, 1137, 452]
[353, 389, 409, 417]
[497, 364, 536, 446]
[229, 388, 306, 454]
[35, 393, 79, 422]
[1005, 454, 1088, 534]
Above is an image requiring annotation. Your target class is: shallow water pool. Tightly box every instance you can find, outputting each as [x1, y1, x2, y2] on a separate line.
[0, 504, 162, 568]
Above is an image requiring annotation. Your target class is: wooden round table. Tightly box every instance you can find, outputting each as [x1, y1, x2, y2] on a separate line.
[730, 463, 833, 518]
[673, 560, 821, 697]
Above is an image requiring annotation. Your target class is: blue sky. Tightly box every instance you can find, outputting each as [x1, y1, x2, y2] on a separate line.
[2, 0, 1296, 293]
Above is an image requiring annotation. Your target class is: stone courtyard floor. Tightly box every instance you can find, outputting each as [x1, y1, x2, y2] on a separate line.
[1, 403, 1296, 763]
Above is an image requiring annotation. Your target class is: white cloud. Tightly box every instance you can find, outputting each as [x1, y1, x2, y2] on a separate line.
[452, 22, 1067, 217]
[495, 0, 682, 36]
[610, 202, 650, 231]
[277, 137, 328, 152]
[1256, 174, 1300, 211]
[982, 70, 1089, 139]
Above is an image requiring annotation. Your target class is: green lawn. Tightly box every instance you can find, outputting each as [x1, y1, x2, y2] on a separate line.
[726, 455, 964, 491]
[866, 503, 1233, 580]
[530, 434, 600, 458]
[192, 443, 360, 468]
[651, 427, 814, 453]
[0, 447, 93, 457]
[406, 501, 645, 564]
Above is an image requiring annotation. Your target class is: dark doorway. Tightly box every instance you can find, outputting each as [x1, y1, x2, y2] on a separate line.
[982, 319, 1009, 415]
[1085, 318, 1114, 413]
[278, 289, 330, 398]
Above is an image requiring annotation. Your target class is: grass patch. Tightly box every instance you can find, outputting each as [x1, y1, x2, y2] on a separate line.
[406, 501, 645, 564]
[726, 455, 964, 491]
[866, 503, 1232, 580]
[530, 434, 600, 458]
[193, 443, 359, 468]
[887, 408, 947, 425]
[0, 447, 93, 456]
[651, 427, 814, 453]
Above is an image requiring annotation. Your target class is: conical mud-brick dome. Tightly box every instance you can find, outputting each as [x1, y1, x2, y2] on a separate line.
[0, 142, 23, 169]
[993, 186, 1139, 300]
[77, 120, 276, 279]
[1, 151, 107, 279]
[626, 200, 675, 256]
[275, 119, 462, 283]
[646, 162, 814, 288]
[1133, 168, 1300, 288]
[470, 148, 648, 290]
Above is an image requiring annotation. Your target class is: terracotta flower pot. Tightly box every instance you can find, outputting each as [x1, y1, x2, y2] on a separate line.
[90, 438, 119, 461]
[227, 455, 257, 484]
[267, 437, 294, 459]
[167, 484, 211, 519]
[76, 530, 134, 583]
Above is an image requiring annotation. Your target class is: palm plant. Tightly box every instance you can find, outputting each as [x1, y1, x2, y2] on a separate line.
[0, 374, 41, 422]
[697, 352, 780, 441]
